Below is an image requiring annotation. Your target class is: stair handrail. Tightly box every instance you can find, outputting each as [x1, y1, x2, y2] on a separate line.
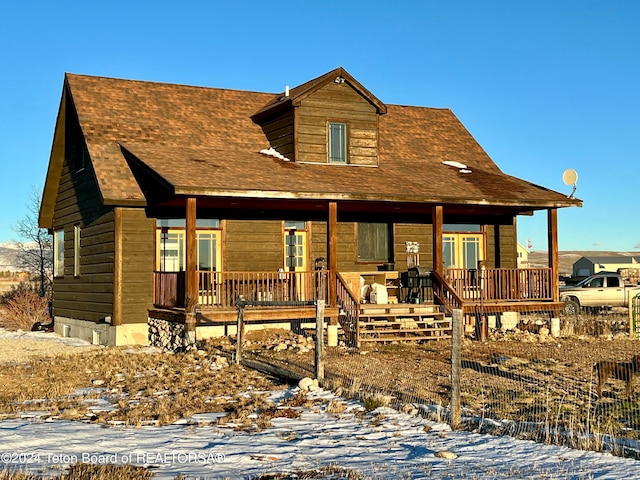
[431, 270, 465, 315]
[335, 272, 360, 347]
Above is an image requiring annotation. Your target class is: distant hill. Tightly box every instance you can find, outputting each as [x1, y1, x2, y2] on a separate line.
[0, 243, 21, 273]
[527, 251, 640, 276]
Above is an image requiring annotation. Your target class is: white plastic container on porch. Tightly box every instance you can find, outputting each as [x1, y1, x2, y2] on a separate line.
[369, 283, 388, 304]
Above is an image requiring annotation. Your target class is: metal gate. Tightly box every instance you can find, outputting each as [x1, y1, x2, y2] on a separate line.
[633, 293, 640, 339]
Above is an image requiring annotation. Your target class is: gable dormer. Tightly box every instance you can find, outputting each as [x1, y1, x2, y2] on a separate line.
[252, 67, 386, 165]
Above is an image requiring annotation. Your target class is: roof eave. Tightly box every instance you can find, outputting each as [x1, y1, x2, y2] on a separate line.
[169, 186, 583, 210]
[39, 82, 68, 229]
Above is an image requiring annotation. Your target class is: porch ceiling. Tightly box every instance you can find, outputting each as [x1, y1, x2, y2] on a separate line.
[145, 195, 538, 220]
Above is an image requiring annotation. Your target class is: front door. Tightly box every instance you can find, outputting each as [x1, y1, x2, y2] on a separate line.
[443, 233, 484, 269]
[284, 223, 307, 300]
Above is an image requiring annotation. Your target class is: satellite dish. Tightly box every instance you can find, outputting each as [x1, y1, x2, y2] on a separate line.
[562, 168, 578, 198]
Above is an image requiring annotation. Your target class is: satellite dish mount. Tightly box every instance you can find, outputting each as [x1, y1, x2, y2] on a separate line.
[562, 168, 578, 199]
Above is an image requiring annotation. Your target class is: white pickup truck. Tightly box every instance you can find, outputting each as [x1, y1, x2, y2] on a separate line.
[560, 272, 640, 315]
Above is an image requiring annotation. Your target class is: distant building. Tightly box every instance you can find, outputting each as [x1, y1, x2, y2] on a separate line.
[572, 256, 639, 278]
[516, 242, 529, 268]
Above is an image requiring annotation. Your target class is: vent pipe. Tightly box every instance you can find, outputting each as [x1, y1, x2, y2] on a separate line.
[285, 85, 290, 97]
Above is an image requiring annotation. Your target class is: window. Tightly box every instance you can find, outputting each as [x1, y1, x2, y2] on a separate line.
[73, 225, 81, 277]
[156, 229, 221, 273]
[328, 122, 347, 163]
[54, 229, 64, 277]
[157, 219, 220, 228]
[357, 223, 390, 262]
[75, 143, 86, 172]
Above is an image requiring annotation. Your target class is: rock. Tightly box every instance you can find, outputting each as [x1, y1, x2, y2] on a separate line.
[298, 377, 314, 391]
[435, 450, 458, 459]
[273, 343, 287, 352]
[298, 377, 320, 392]
[214, 355, 228, 365]
[402, 403, 418, 416]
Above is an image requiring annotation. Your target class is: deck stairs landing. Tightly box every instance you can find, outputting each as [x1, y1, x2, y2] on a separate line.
[356, 303, 451, 344]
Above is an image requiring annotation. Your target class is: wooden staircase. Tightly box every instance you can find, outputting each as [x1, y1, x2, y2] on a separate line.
[356, 303, 451, 345]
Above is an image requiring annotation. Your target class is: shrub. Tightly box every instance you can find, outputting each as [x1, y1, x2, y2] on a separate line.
[0, 283, 49, 331]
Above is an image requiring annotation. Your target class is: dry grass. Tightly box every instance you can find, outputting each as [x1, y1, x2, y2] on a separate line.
[250, 465, 369, 479]
[0, 464, 153, 480]
[0, 345, 283, 427]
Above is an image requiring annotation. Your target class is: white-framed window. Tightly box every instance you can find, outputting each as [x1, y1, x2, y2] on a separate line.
[54, 229, 65, 277]
[73, 225, 81, 277]
[328, 122, 347, 163]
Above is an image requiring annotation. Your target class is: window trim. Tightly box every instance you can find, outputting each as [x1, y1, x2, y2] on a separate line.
[328, 121, 348, 164]
[73, 224, 81, 277]
[54, 228, 65, 278]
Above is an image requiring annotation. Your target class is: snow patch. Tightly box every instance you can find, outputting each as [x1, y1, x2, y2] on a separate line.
[442, 160, 473, 174]
[260, 147, 290, 162]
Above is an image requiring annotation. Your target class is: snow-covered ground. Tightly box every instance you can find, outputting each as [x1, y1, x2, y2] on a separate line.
[1, 329, 639, 479]
[2, 387, 638, 479]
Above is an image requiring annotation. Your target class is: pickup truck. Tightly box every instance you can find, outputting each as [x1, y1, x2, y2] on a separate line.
[560, 272, 640, 315]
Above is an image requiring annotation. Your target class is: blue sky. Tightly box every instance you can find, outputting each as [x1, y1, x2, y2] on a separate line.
[1, 0, 638, 251]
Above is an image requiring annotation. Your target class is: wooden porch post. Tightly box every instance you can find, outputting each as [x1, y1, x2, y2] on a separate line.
[328, 202, 337, 308]
[432, 205, 443, 275]
[547, 208, 559, 302]
[185, 197, 197, 345]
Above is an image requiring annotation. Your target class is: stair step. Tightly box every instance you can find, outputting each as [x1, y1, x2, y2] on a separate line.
[360, 326, 450, 334]
[359, 335, 452, 343]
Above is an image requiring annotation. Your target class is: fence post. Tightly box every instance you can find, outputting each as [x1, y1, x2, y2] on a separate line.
[315, 300, 325, 382]
[235, 297, 245, 364]
[450, 308, 463, 429]
[630, 294, 638, 339]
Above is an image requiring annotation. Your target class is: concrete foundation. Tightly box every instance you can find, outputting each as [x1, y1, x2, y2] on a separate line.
[54, 316, 148, 346]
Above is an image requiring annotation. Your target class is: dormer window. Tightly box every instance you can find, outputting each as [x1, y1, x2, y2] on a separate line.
[328, 122, 347, 164]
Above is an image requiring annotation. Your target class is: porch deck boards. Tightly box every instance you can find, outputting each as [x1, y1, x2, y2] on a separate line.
[463, 300, 564, 315]
[149, 307, 340, 326]
[198, 306, 339, 324]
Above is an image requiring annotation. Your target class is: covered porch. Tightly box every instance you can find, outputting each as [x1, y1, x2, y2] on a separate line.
[148, 197, 564, 345]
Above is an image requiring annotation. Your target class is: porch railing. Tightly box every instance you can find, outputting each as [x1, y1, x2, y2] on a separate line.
[432, 270, 464, 315]
[153, 267, 554, 309]
[154, 271, 185, 308]
[445, 267, 553, 302]
[154, 270, 329, 309]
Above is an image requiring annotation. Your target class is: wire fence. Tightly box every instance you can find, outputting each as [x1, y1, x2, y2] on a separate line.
[233, 304, 640, 460]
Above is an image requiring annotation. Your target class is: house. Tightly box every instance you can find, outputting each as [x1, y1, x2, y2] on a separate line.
[38, 67, 582, 346]
[516, 242, 529, 268]
[572, 255, 639, 283]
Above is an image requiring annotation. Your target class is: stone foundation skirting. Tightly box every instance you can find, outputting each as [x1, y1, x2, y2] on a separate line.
[148, 317, 187, 351]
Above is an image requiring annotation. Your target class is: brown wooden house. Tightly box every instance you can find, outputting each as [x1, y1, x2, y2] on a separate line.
[39, 67, 581, 346]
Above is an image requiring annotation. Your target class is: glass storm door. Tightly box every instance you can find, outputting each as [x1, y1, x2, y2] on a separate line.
[443, 234, 483, 269]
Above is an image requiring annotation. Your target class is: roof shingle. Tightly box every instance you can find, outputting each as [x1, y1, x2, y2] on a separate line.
[60, 71, 582, 210]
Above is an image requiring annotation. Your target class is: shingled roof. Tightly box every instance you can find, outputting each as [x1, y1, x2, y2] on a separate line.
[40, 68, 582, 226]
